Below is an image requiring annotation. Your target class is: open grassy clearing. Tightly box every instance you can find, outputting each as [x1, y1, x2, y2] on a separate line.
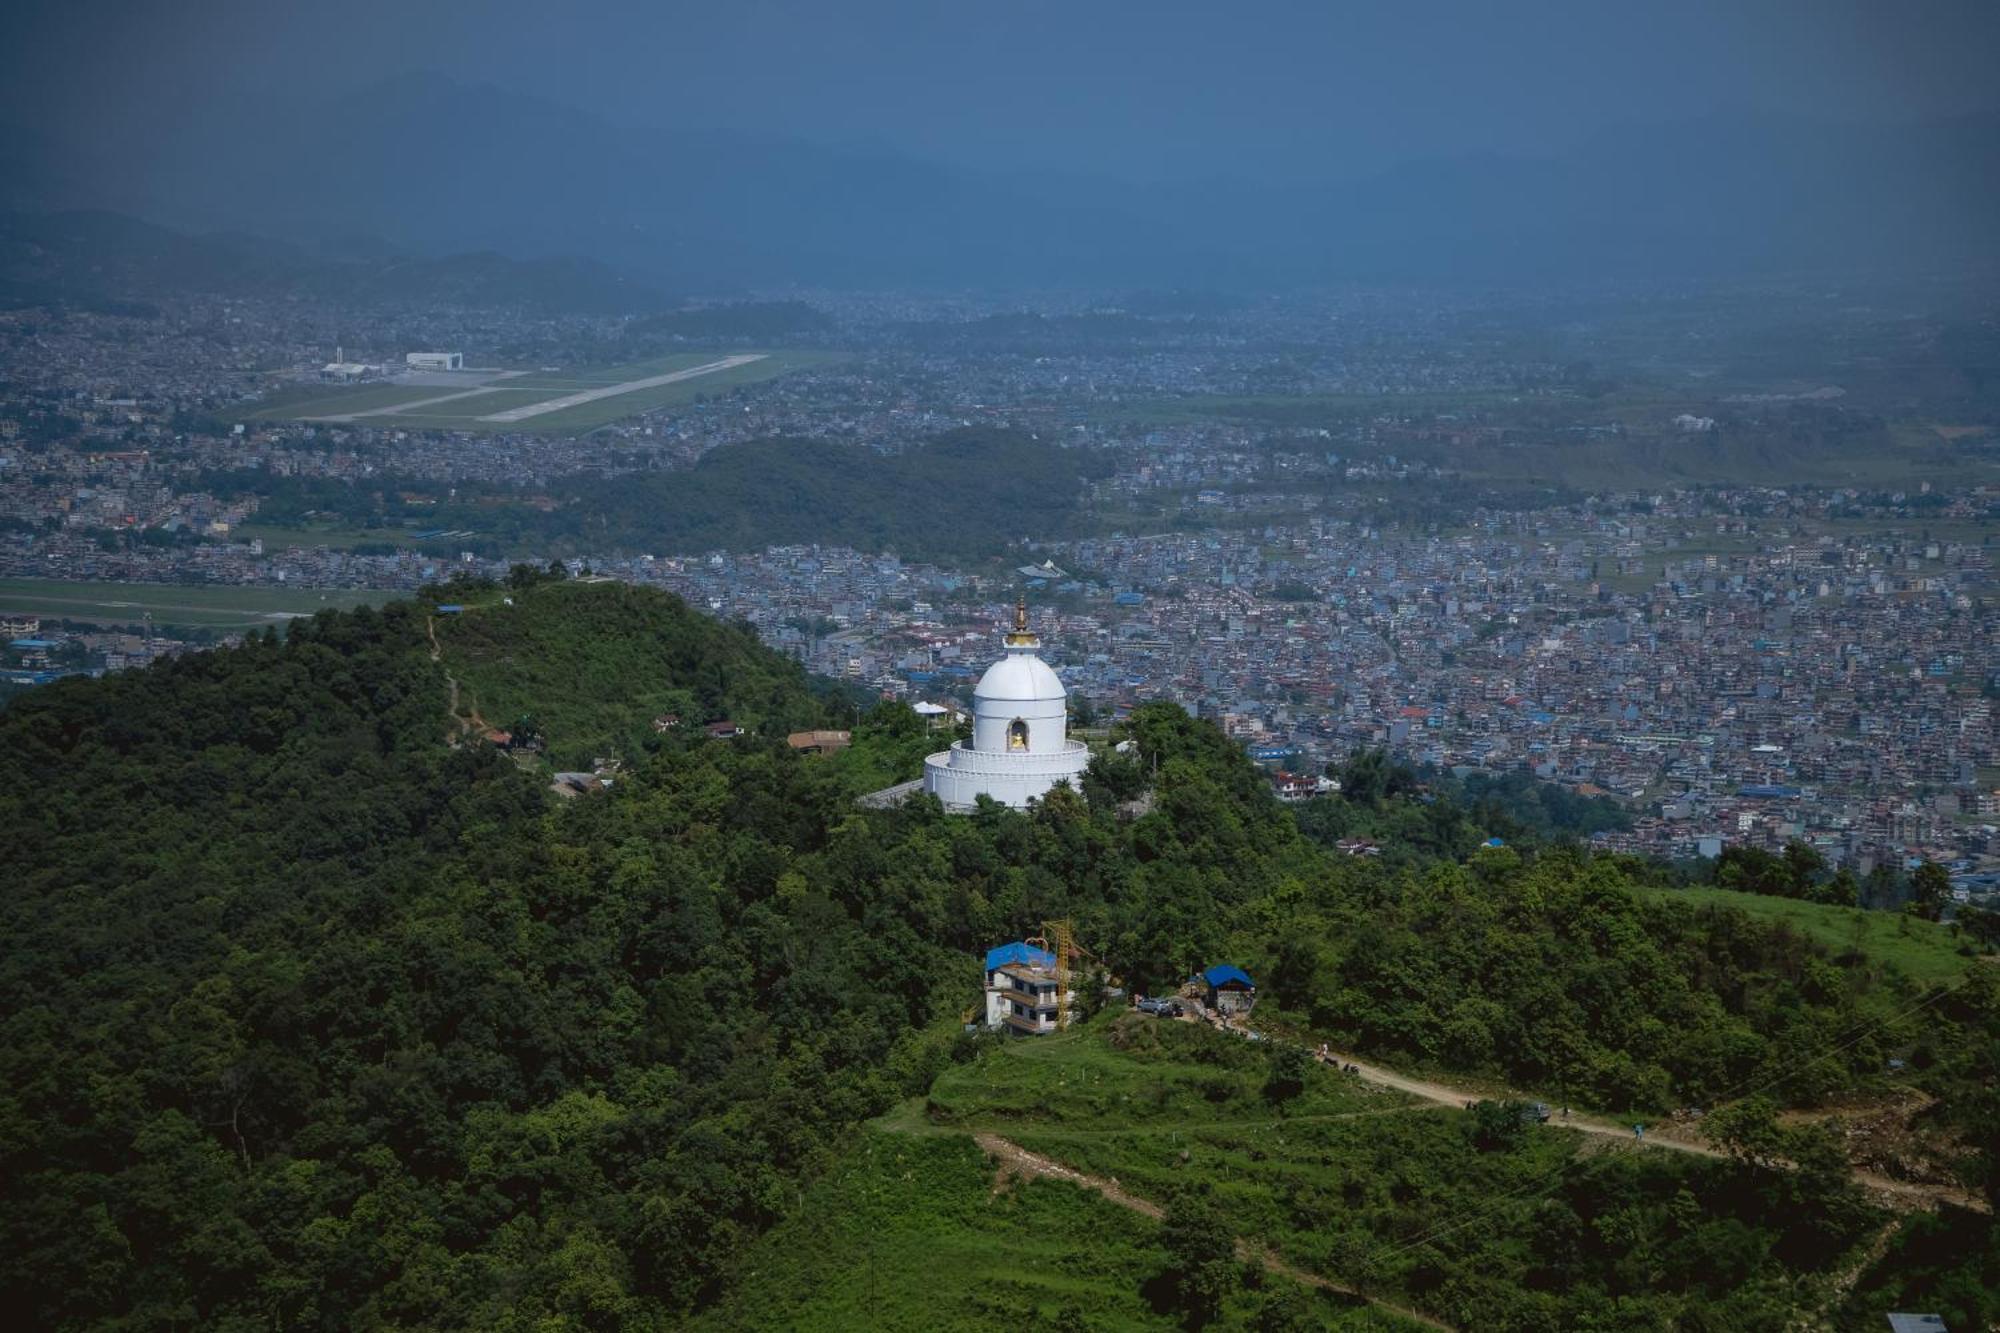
[1639, 886, 1982, 987]
[880, 1015, 1902, 1328]
[690, 1129, 1409, 1332]
[0, 576, 384, 628]
[924, 1017, 1411, 1131]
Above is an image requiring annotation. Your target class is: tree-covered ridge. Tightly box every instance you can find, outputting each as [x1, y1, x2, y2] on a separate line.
[0, 587, 1992, 1329]
[1253, 849, 1916, 1111]
[0, 592, 962, 1328]
[434, 575, 838, 764]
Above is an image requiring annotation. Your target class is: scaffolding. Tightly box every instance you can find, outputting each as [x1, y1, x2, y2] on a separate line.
[1025, 919, 1090, 1029]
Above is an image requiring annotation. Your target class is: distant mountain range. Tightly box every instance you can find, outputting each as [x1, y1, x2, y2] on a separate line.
[0, 208, 671, 315]
[5, 72, 1996, 291]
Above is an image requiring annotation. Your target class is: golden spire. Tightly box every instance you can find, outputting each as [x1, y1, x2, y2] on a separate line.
[1005, 594, 1037, 647]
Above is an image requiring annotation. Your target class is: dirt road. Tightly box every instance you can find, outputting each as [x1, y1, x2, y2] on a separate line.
[1279, 1029, 1988, 1213]
[975, 1132, 1455, 1332]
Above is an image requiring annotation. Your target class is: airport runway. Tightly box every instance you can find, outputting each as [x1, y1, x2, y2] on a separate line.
[477, 354, 766, 423]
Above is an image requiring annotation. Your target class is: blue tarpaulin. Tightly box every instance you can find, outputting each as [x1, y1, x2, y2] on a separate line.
[984, 942, 1056, 972]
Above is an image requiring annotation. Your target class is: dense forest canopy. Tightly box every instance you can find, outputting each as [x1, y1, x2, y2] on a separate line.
[0, 582, 1993, 1329]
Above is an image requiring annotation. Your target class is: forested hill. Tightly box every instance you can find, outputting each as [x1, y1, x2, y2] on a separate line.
[434, 574, 846, 765]
[0, 582, 1995, 1329]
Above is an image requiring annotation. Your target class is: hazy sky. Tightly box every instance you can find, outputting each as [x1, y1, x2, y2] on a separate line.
[5, 0, 1997, 182]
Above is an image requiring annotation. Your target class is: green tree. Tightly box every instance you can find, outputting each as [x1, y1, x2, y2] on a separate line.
[1159, 1186, 1240, 1327]
[1263, 1043, 1311, 1106]
[1907, 861, 1951, 922]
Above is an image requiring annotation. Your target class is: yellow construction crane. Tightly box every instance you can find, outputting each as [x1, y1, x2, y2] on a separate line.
[1026, 919, 1090, 1029]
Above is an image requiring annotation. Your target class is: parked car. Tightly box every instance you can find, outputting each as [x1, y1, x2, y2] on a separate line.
[1522, 1101, 1551, 1123]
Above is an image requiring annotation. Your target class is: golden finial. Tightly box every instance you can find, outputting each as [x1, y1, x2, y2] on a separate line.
[1005, 594, 1036, 647]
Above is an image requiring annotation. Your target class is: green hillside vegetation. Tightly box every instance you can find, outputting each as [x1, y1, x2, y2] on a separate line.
[1293, 750, 1631, 864]
[912, 1016, 1883, 1331]
[1637, 885, 1978, 988]
[920, 1016, 1407, 1130]
[433, 575, 835, 764]
[690, 1130, 1409, 1332]
[1245, 846, 1941, 1111]
[0, 584, 1993, 1330]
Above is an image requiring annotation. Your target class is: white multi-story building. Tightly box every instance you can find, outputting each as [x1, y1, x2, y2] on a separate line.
[923, 600, 1089, 810]
[405, 351, 464, 371]
[981, 941, 1073, 1035]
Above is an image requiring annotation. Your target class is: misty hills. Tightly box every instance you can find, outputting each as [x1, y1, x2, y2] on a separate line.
[0, 208, 670, 315]
[6, 72, 1997, 291]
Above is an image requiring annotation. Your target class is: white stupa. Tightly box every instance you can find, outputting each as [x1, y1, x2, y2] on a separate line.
[923, 598, 1089, 811]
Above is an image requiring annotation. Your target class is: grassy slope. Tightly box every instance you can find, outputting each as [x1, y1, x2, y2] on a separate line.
[1640, 886, 1979, 987]
[690, 1129, 1409, 1332]
[924, 1019, 1409, 1131]
[845, 1015, 1888, 1329]
[432, 579, 830, 764]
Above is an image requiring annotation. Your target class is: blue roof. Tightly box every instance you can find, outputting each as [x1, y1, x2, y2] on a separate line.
[984, 941, 1056, 972]
[1201, 964, 1255, 989]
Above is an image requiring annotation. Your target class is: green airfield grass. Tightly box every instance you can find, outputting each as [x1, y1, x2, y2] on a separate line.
[246, 351, 837, 432]
[354, 350, 840, 432]
[0, 577, 382, 628]
[496, 351, 726, 391]
[471, 349, 841, 432]
[1639, 885, 1983, 987]
[387, 387, 553, 418]
[245, 383, 453, 420]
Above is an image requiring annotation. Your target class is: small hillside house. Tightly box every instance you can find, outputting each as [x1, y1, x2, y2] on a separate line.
[983, 941, 1067, 1035]
[1201, 964, 1257, 1015]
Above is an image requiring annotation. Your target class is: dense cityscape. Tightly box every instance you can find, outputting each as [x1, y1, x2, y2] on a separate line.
[4, 284, 1995, 902]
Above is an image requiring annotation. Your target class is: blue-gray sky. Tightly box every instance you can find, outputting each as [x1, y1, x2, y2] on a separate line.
[5, 0, 1997, 182]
